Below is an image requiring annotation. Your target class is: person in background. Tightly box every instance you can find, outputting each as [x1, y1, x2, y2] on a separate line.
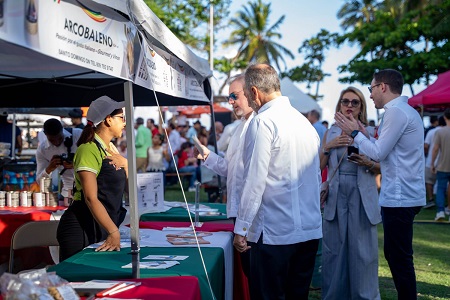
[214, 121, 224, 140]
[369, 119, 376, 127]
[234, 64, 322, 299]
[307, 109, 326, 144]
[430, 109, 450, 221]
[217, 112, 242, 153]
[146, 118, 160, 137]
[424, 115, 438, 138]
[198, 126, 209, 146]
[117, 140, 127, 158]
[69, 108, 85, 129]
[57, 96, 128, 261]
[177, 141, 200, 192]
[0, 113, 22, 155]
[424, 115, 445, 209]
[336, 69, 425, 300]
[322, 120, 329, 129]
[147, 134, 170, 173]
[134, 117, 152, 173]
[319, 87, 381, 300]
[186, 120, 201, 143]
[36, 118, 82, 198]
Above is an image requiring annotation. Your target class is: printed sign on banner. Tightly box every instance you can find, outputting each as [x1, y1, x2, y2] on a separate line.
[137, 172, 164, 213]
[0, 0, 137, 80]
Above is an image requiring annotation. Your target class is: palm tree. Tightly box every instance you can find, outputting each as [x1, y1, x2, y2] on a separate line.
[337, 0, 379, 31]
[223, 0, 294, 72]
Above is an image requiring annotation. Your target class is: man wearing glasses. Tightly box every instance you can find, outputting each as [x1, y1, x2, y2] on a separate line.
[195, 74, 254, 276]
[336, 69, 425, 300]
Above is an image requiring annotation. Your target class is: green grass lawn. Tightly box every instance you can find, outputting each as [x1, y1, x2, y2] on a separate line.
[163, 183, 450, 299]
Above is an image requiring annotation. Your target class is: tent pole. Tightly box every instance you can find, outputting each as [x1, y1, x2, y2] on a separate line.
[208, 100, 223, 202]
[124, 81, 140, 278]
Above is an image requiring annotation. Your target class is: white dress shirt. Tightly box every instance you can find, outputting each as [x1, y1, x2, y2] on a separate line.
[217, 119, 242, 153]
[36, 128, 82, 197]
[354, 96, 425, 207]
[203, 113, 255, 218]
[234, 96, 323, 245]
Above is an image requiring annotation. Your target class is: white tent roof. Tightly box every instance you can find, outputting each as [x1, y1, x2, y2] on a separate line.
[280, 77, 322, 114]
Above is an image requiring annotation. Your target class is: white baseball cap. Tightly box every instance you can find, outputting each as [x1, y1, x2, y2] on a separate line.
[87, 96, 125, 126]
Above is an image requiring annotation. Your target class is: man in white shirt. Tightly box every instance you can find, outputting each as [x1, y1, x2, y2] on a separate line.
[195, 74, 254, 277]
[233, 64, 322, 299]
[197, 74, 254, 219]
[36, 118, 82, 198]
[336, 69, 425, 300]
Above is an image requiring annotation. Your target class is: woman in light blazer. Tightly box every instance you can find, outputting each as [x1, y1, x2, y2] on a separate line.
[320, 87, 382, 300]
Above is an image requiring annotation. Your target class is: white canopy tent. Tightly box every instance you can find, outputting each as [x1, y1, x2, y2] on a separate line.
[0, 0, 213, 280]
[280, 77, 322, 115]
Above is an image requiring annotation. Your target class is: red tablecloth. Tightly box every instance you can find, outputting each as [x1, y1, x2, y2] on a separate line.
[0, 206, 66, 247]
[138, 221, 250, 300]
[0, 276, 201, 300]
[0, 206, 66, 269]
[138, 221, 234, 232]
[108, 277, 201, 300]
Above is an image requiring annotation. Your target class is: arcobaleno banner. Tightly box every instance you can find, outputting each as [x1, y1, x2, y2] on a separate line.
[0, 0, 137, 80]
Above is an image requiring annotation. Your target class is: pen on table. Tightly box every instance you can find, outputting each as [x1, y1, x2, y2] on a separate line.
[96, 282, 127, 297]
[108, 282, 142, 296]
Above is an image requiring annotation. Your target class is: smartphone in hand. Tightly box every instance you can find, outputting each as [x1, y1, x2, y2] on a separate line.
[347, 146, 359, 163]
[347, 146, 359, 157]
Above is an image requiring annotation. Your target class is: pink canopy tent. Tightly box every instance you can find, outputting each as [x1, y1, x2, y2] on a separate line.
[408, 70, 450, 113]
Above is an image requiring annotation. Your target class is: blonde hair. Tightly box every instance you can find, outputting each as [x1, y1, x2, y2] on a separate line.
[335, 87, 369, 126]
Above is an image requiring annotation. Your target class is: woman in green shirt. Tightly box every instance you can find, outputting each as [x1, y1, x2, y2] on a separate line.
[57, 96, 128, 261]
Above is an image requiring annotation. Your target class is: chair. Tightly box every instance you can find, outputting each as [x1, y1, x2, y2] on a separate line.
[8, 220, 60, 274]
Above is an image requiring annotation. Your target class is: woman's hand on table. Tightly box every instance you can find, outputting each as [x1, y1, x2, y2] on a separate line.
[95, 230, 121, 252]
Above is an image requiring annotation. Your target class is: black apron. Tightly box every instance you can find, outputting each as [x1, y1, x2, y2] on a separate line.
[57, 140, 127, 261]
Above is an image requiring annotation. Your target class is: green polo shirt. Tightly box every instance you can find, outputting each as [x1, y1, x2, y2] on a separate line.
[72, 134, 108, 201]
[135, 125, 152, 158]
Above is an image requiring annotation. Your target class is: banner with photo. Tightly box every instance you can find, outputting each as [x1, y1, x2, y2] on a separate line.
[134, 38, 209, 103]
[0, 0, 137, 80]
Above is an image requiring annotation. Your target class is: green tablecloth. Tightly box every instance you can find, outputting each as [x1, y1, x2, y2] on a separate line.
[140, 203, 228, 222]
[48, 247, 224, 300]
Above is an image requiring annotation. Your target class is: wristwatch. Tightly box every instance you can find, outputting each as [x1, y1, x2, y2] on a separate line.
[351, 130, 360, 139]
[322, 148, 330, 155]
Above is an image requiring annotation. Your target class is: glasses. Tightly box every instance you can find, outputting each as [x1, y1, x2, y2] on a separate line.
[112, 115, 126, 122]
[227, 90, 243, 102]
[368, 83, 385, 93]
[340, 99, 361, 107]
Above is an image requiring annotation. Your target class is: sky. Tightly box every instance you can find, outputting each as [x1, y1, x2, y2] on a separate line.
[218, 0, 430, 125]
[136, 0, 430, 129]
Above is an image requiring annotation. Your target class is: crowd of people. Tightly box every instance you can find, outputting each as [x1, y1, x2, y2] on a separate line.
[2, 62, 449, 300]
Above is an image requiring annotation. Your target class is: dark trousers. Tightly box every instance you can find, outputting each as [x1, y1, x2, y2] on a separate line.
[247, 236, 319, 300]
[381, 206, 421, 300]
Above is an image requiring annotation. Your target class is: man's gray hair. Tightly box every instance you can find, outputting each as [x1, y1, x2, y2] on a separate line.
[244, 64, 280, 94]
[229, 74, 245, 85]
